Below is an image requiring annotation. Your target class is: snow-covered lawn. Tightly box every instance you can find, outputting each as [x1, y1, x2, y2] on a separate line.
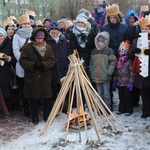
[1, 91, 150, 150]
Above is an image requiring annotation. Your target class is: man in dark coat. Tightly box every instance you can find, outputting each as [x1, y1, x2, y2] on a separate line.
[20, 27, 55, 124]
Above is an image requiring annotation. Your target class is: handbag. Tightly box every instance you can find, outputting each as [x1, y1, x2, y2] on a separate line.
[9, 65, 20, 90]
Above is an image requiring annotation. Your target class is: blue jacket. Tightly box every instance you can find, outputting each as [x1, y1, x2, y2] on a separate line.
[101, 23, 128, 57]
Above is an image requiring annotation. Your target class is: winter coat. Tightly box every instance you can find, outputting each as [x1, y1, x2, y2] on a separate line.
[19, 42, 55, 99]
[12, 33, 31, 78]
[113, 58, 134, 86]
[89, 32, 117, 83]
[69, 25, 96, 69]
[46, 34, 71, 85]
[0, 37, 16, 98]
[93, 6, 106, 29]
[101, 22, 128, 57]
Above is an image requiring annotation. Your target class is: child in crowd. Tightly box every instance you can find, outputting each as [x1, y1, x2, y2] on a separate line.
[93, 0, 106, 29]
[90, 31, 117, 110]
[113, 40, 134, 116]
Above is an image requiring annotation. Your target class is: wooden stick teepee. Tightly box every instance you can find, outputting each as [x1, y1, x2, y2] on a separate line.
[40, 50, 123, 145]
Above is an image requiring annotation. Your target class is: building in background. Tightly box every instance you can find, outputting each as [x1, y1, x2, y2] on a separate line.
[0, 0, 58, 26]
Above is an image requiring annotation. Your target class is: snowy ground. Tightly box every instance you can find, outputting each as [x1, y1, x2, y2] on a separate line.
[0, 90, 150, 150]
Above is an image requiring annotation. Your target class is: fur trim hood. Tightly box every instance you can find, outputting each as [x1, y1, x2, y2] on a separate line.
[95, 31, 110, 51]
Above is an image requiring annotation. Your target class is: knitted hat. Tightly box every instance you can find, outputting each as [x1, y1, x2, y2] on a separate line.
[118, 40, 130, 55]
[58, 17, 69, 23]
[49, 21, 60, 31]
[0, 28, 7, 38]
[78, 8, 91, 18]
[35, 31, 45, 39]
[44, 18, 51, 24]
[76, 13, 88, 25]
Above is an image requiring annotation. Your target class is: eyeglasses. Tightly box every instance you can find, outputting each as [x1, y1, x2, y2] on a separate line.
[141, 27, 150, 30]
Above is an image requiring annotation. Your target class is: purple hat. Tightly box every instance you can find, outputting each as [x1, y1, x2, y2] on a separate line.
[35, 31, 45, 39]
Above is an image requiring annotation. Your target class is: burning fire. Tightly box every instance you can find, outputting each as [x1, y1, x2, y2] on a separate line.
[69, 106, 91, 126]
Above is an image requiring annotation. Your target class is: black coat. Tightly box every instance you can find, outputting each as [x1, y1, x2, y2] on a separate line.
[68, 25, 96, 68]
[0, 37, 16, 98]
[46, 34, 71, 85]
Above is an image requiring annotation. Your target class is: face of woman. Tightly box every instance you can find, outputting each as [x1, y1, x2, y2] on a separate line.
[21, 22, 31, 28]
[0, 34, 5, 44]
[77, 22, 86, 28]
[110, 15, 118, 24]
[141, 26, 150, 34]
[7, 26, 15, 37]
[50, 29, 59, 36]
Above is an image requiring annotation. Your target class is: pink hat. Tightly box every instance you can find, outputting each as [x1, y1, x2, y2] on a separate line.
[35, 31, 45, 39]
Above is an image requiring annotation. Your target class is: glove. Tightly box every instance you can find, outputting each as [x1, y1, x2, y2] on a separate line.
[112, 81, 117, 91]
[143, 49, 150, 55]
[133, 48, 141, 54]
[127, 83, 134, 91]
[33, 62, 43, 69]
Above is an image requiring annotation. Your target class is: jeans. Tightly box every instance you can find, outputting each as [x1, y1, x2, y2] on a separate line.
[96, 82, 111, 109]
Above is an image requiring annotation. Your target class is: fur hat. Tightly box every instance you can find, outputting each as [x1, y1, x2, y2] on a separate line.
[76, 13, 88, 25]
[49, 21, 60, 31]
[0, 28, 7, 38]
[118, 40, 130, 55]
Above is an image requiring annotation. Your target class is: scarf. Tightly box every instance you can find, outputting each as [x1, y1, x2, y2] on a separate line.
[33, 42, 46, 57]
[72, 24, 90, 48]
[50, 32, 61, 43]
[16, 27, 33, 39]
[116, 55, 128, 69]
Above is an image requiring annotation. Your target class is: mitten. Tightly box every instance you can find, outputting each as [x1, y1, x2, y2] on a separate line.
[133, 48, 141, 54]
[127, 83, 134, 91]
[143, 49, 150, 55]
[112, 81, 117, 91]
[34, 62, 43, 69]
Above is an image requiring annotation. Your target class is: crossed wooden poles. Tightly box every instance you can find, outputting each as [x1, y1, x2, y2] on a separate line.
[41, 50, 123, 145]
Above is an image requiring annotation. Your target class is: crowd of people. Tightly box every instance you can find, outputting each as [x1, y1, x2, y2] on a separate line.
[0, 0, 150, 125]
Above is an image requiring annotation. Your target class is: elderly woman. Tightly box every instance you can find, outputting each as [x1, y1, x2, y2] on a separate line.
[20, 27, 55, 124]
[0, 28, 16, 113]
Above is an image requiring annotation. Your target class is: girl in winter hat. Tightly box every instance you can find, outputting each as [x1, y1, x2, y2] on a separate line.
[113, 40, 134, 116]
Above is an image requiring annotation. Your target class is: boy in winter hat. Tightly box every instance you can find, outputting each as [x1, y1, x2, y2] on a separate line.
[113, 40, 134, 116]
[90, 31, 117, 110]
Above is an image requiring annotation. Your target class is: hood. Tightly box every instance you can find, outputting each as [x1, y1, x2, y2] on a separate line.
[125, 10, 138, 27]
[95, 31, 109, 51]
[30, 27, 48, 41]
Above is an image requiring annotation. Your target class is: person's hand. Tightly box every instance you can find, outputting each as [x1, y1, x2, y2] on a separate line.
[33, 62, 43, 69]
[133, 21, 139, 26]
[127, 83, 134, 91]
[3, 54, 11, 62]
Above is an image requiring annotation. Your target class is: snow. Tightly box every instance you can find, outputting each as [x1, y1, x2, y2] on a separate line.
[1, 91, 150, 150]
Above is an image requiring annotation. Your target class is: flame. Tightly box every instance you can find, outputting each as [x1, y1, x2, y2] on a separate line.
[69, 106, 91, 126]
